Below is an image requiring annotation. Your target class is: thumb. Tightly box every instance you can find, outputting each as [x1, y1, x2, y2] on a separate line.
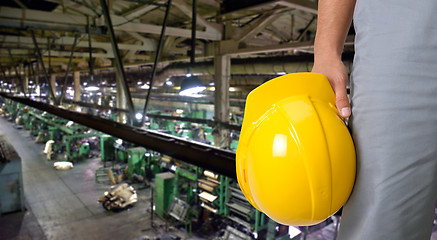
[333, 86, 351, 118]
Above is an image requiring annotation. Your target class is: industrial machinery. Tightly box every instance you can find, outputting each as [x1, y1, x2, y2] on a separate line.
[155, 172, 176, 218]
[126, 147, 146, 181]
[0, 98, 303, 239]
[100, 135, 116, 166]
[0, 135, 24, 214]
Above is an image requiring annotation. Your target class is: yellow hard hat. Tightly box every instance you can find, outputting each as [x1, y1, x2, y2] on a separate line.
[236, 72, 356, 226]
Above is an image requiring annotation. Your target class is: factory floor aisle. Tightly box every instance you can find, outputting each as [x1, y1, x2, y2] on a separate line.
[0, 118, 189, 240]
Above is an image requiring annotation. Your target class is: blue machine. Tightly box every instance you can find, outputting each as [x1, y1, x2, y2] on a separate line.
[0, 135, 24, 214]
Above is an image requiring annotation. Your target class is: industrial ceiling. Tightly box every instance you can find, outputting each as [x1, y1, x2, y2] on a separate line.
[0, 0, 354, 108]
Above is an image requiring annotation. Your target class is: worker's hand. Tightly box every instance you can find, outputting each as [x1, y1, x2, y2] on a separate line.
[312, 58, 351, 118]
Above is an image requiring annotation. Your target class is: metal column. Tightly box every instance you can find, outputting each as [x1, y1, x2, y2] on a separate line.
[50, 74, 57, 103]
[115, 70, 128, 124]
[213, 50, 231, 148]
[100, 0, 134, 124]
[73, 71, 81, 111]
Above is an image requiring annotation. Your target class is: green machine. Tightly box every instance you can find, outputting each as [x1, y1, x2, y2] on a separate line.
[100, 135, 116, 166]
[172, 166, 199, 205]
[126, 147, 146, 181]
[63, 133, 101, 161]
[155, 172, 175, 218]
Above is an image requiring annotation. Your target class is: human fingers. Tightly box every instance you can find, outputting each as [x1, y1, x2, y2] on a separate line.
[332, 83, 351, 118]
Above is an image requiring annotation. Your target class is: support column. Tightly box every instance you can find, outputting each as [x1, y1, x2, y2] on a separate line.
[73, 71, 81, 111]
[34, 63, 40, 98]
[213, 50, 231, 148]
[116, 70, 128, 124]
[23, 65, 28, 95]
[50, 74, 56, 104]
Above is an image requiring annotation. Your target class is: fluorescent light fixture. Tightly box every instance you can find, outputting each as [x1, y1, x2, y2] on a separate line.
[176, 109, 184, 114]
[140, 84, 150, 89]
[180, 86, 206, 96]
[179, 76, 205, 96]
[85, 86, 99, 91]
[135, 113, 143, 120]
[186, 73, 192, 77]
[83, 82, 88, 86]
[138, 81, 143, 85]
[165, 80, 173, 86]
[277, 72, 287, 75]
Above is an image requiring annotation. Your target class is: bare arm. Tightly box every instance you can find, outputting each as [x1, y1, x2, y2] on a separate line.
[312, 0, 356, 118]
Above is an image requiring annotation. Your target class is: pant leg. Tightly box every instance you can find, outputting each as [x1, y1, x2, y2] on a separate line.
[337, 64, 437, 240]
[337, 1, 437, 239]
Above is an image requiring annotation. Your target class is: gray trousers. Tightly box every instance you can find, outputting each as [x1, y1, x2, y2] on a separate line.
[337, 0, 437, 239]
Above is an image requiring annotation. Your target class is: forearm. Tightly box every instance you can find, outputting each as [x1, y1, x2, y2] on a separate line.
[314, 0, 356, 61]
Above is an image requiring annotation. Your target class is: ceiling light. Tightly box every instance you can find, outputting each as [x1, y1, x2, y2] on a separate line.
[141, 84, 150, 89]
[85, 86, 99, 91]
[165, 80, 173, 86]
[135, 113, 143, 120]
[277, 72, 287, 75]
[179, 76, 205, 96]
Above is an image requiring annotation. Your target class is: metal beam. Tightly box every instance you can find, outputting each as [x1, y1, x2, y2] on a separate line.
[0, 19, 104, 35]
[172, 0, 222, 33]
[0, 94, 237, 178]
[30, 30, 58, 105]
[113, 18, 221, 40]
[230, 35, 355, 55]
[0, 6, 220, 40]
[234, 11, 283, 43]
[59, 34, 79, 104]
[276, 0, 318, 15]
[141, 0, 172, 125]
[0, 6, 88, 26]
[293, 15, 316, 42]
[7, 50, 26, 97]
[0, 35, 156, 52]
[100, 0, 135, 124]
[122, 4, 158, 19]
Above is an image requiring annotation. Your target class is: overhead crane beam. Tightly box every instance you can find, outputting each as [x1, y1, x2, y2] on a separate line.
[0, 93, 237, 179]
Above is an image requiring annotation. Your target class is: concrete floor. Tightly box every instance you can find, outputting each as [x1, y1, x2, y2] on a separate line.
[0, 116, 436, 240]
[0, 117, 194, 240]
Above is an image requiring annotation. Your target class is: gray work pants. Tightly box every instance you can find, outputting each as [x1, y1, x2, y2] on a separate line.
[337, 0, 437, 239]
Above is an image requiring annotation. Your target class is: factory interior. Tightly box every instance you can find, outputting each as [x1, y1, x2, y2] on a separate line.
[0, 0, 436, 240]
